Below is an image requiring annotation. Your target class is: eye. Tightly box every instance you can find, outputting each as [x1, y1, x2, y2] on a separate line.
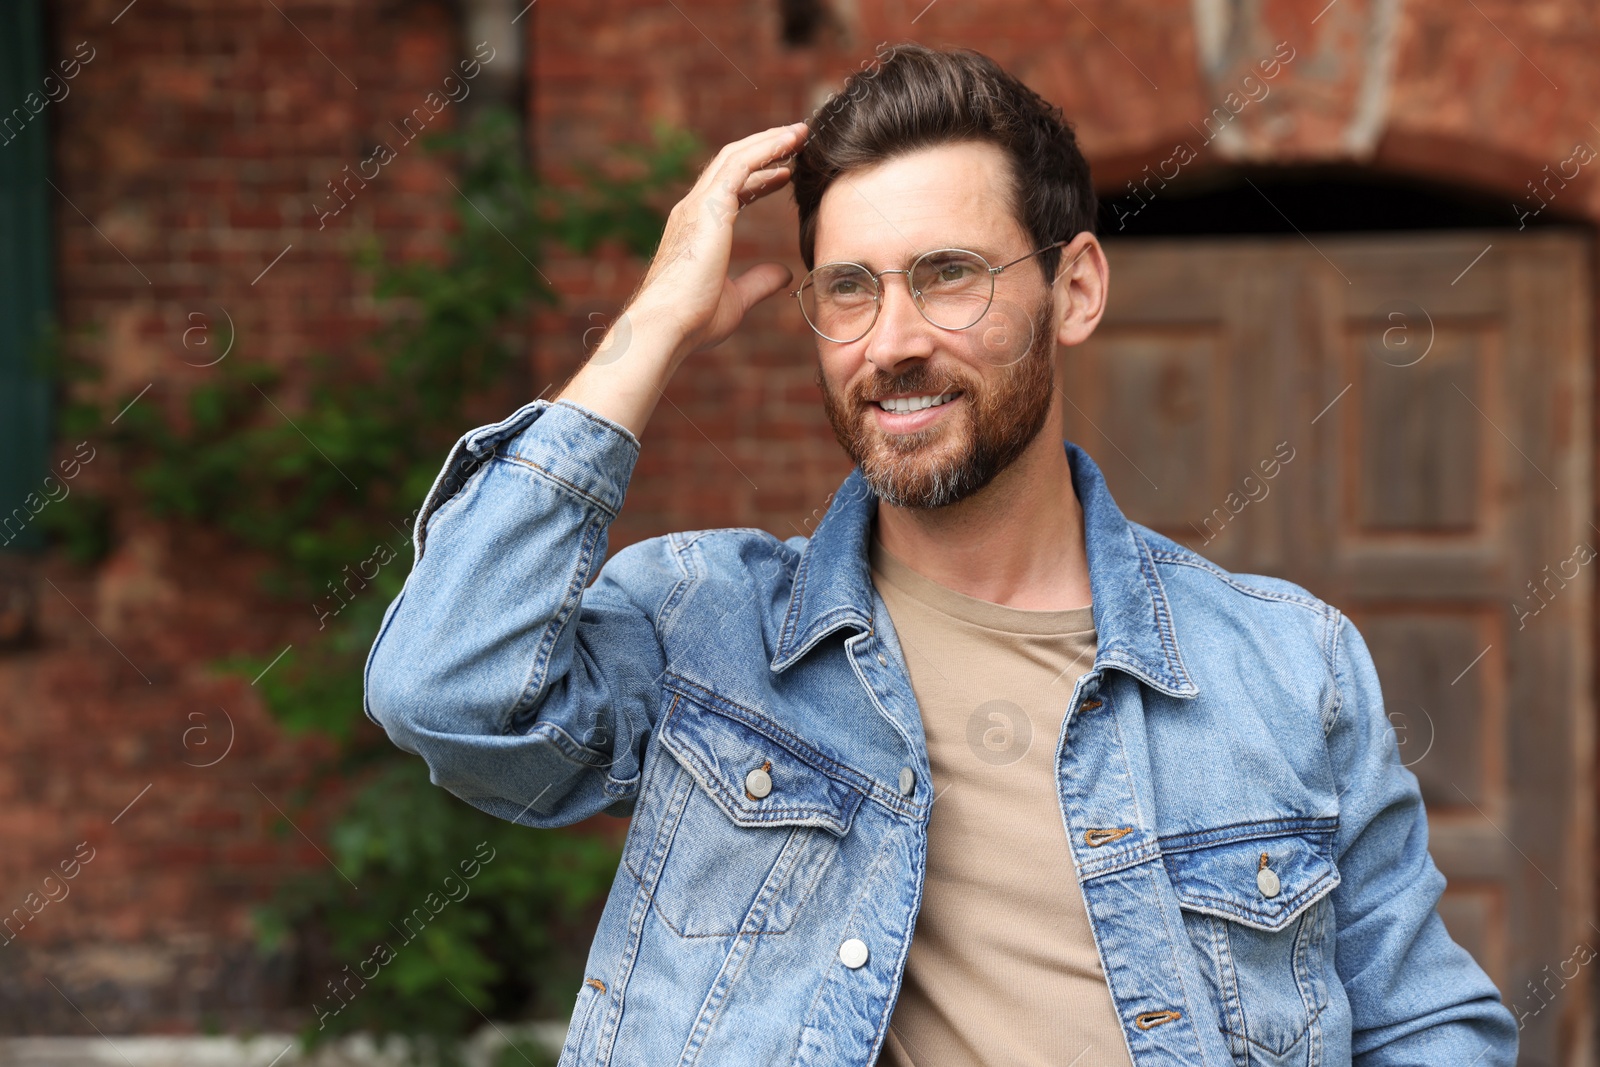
[819, 267, 872, 298]
[920, 254, 980, 286]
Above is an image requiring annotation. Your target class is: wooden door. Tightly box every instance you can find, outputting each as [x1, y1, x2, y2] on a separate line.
[1064, 230, 1593, 1067]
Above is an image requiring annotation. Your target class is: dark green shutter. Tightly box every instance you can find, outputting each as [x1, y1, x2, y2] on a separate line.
[0, 0, 55, 554]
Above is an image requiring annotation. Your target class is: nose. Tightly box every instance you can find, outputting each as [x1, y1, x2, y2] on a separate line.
[861, 270, 935, 375]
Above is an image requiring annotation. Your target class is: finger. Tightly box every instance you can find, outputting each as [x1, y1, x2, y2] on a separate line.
[728, 261, 795, 312]
[734, 165, 792, 206]
[710, 123, 807, 197]
[700, 122, 805, 188]
[722, 121, 808, 163]
[746, 123, 808, 169]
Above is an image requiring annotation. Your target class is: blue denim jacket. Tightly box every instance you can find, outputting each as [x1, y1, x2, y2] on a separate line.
[364, 398, 1519, 1067]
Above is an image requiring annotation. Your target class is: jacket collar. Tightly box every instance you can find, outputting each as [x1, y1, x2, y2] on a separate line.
[771, 440, 1199, 699]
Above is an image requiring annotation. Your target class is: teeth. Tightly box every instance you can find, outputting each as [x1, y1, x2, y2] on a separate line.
[878, 392, 955, 414]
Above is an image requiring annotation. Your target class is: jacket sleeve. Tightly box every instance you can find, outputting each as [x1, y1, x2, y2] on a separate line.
[363, 398, 674, 828]
[1326, 610, 1519, 1065]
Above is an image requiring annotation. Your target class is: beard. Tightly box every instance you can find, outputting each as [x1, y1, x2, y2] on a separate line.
[817, 295, 1057, 510]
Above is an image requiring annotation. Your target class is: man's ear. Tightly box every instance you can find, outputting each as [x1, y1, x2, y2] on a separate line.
[1053, 232, 1109, 348]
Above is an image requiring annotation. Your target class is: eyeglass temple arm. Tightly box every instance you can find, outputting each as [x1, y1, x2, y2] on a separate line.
[991, 238, 1070, 275]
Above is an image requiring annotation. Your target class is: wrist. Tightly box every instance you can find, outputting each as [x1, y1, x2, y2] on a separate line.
[556, 300, 689, 439]
[620, 298, 691, 357]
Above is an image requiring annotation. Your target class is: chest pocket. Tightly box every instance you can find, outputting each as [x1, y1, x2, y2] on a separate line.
[1161, 819, 1341, 1067]
[624, 686, 866, 938]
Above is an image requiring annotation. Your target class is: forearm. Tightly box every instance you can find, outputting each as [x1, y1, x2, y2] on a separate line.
[556, 299, 690, 440]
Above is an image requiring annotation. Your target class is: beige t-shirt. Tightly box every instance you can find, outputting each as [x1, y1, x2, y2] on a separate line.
[870, 535, 1134, 1067]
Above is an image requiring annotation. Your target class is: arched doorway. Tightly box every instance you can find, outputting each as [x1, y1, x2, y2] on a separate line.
[1072, 169, 1594, 1066]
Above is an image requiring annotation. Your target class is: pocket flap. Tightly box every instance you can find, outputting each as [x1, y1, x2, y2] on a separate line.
[1162, 820, 1341, 932]
[657, 689, 865, 836]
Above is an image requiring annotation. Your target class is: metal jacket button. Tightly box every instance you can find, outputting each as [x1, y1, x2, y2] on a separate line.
[898, 768, 915, 796]
[1257, 852, 1280, 898]
[839, 938, 869, 968]
[744, 766, 772, 799]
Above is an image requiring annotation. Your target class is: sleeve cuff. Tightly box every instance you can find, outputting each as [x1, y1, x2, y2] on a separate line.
[412, 398, 642, 556]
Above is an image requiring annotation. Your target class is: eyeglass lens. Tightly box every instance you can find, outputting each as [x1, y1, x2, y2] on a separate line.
[799, 250, 995, 342]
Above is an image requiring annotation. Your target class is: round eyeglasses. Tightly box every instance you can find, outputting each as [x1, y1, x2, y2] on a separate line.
[790, 240, 1067, 344]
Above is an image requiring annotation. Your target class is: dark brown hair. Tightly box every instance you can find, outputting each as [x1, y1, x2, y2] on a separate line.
[791, 42, 1097, 282]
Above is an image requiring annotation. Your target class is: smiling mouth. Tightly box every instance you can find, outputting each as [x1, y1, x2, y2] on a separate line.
[873, 391, 962, 413]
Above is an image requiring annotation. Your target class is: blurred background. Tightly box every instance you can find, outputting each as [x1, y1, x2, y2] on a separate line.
[0, 0, 1595, 1064]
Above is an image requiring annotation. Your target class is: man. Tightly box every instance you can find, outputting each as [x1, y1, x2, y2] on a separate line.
[365, 42, 1518, 1067]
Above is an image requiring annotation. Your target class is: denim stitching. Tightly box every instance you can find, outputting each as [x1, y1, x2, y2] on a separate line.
[561, 979, 604, 1064]
[662, 736, 860, 828]
[463, 398, 547, 452]
[523, 720, 615, 768]
[844, 614, 922, 793]
[656, 693, 864, 835]
[1322, 609, 1348, 738]
[793, 832, 902, 1067]
[509, 509, 606, 729]
[1075, 840, 1164, 880]
[1233, 1001, 1327, 1056]
[1106, 693, 1151, 831]
[1206, 904, 1330, 1057]
[595, 725, 696, 1066]
[620, 735, 682, 884]
[1158, 816, 1339, 854]
[1172, 870, 1339, 932]
[777, 606, 872, 672]
[1139, 858, 1219, 1065]
[776, 522, 818, 658]
[1290, 897, 1321, 1064]
[665, 531, 697, 579]
[653, 573, 693, 645]
[649, 825, 813, 940]
[496, 452, 621, 517]
[662, 674, 908, 815]
[1133, 531, 1195, 691]
[1095, 649, 1189, 697]
[678, 905, 766, 1064]
[1145, 546, 1327, 611]
[547, 398, 643, 449]
[681, 526, 787, 550]
[1208, 914, 1248, 1065]
[774, 489, 875, 669]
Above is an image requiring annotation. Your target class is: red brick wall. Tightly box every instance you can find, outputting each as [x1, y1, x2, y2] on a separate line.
[6, 0, 1599, 1035]
[2, 0, 467, 1031]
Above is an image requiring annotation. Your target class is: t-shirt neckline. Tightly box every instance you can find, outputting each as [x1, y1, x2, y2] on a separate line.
[868, 533, 1096, 637]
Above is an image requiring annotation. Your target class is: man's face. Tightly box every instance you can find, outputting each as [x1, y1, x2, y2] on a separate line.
[811, 140, 1059, 510]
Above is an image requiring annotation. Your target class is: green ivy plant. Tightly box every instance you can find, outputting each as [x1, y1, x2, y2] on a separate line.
[46, 106, 699, 1062]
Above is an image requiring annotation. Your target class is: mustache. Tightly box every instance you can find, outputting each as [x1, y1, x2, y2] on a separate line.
[850, 369, 972, 403]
